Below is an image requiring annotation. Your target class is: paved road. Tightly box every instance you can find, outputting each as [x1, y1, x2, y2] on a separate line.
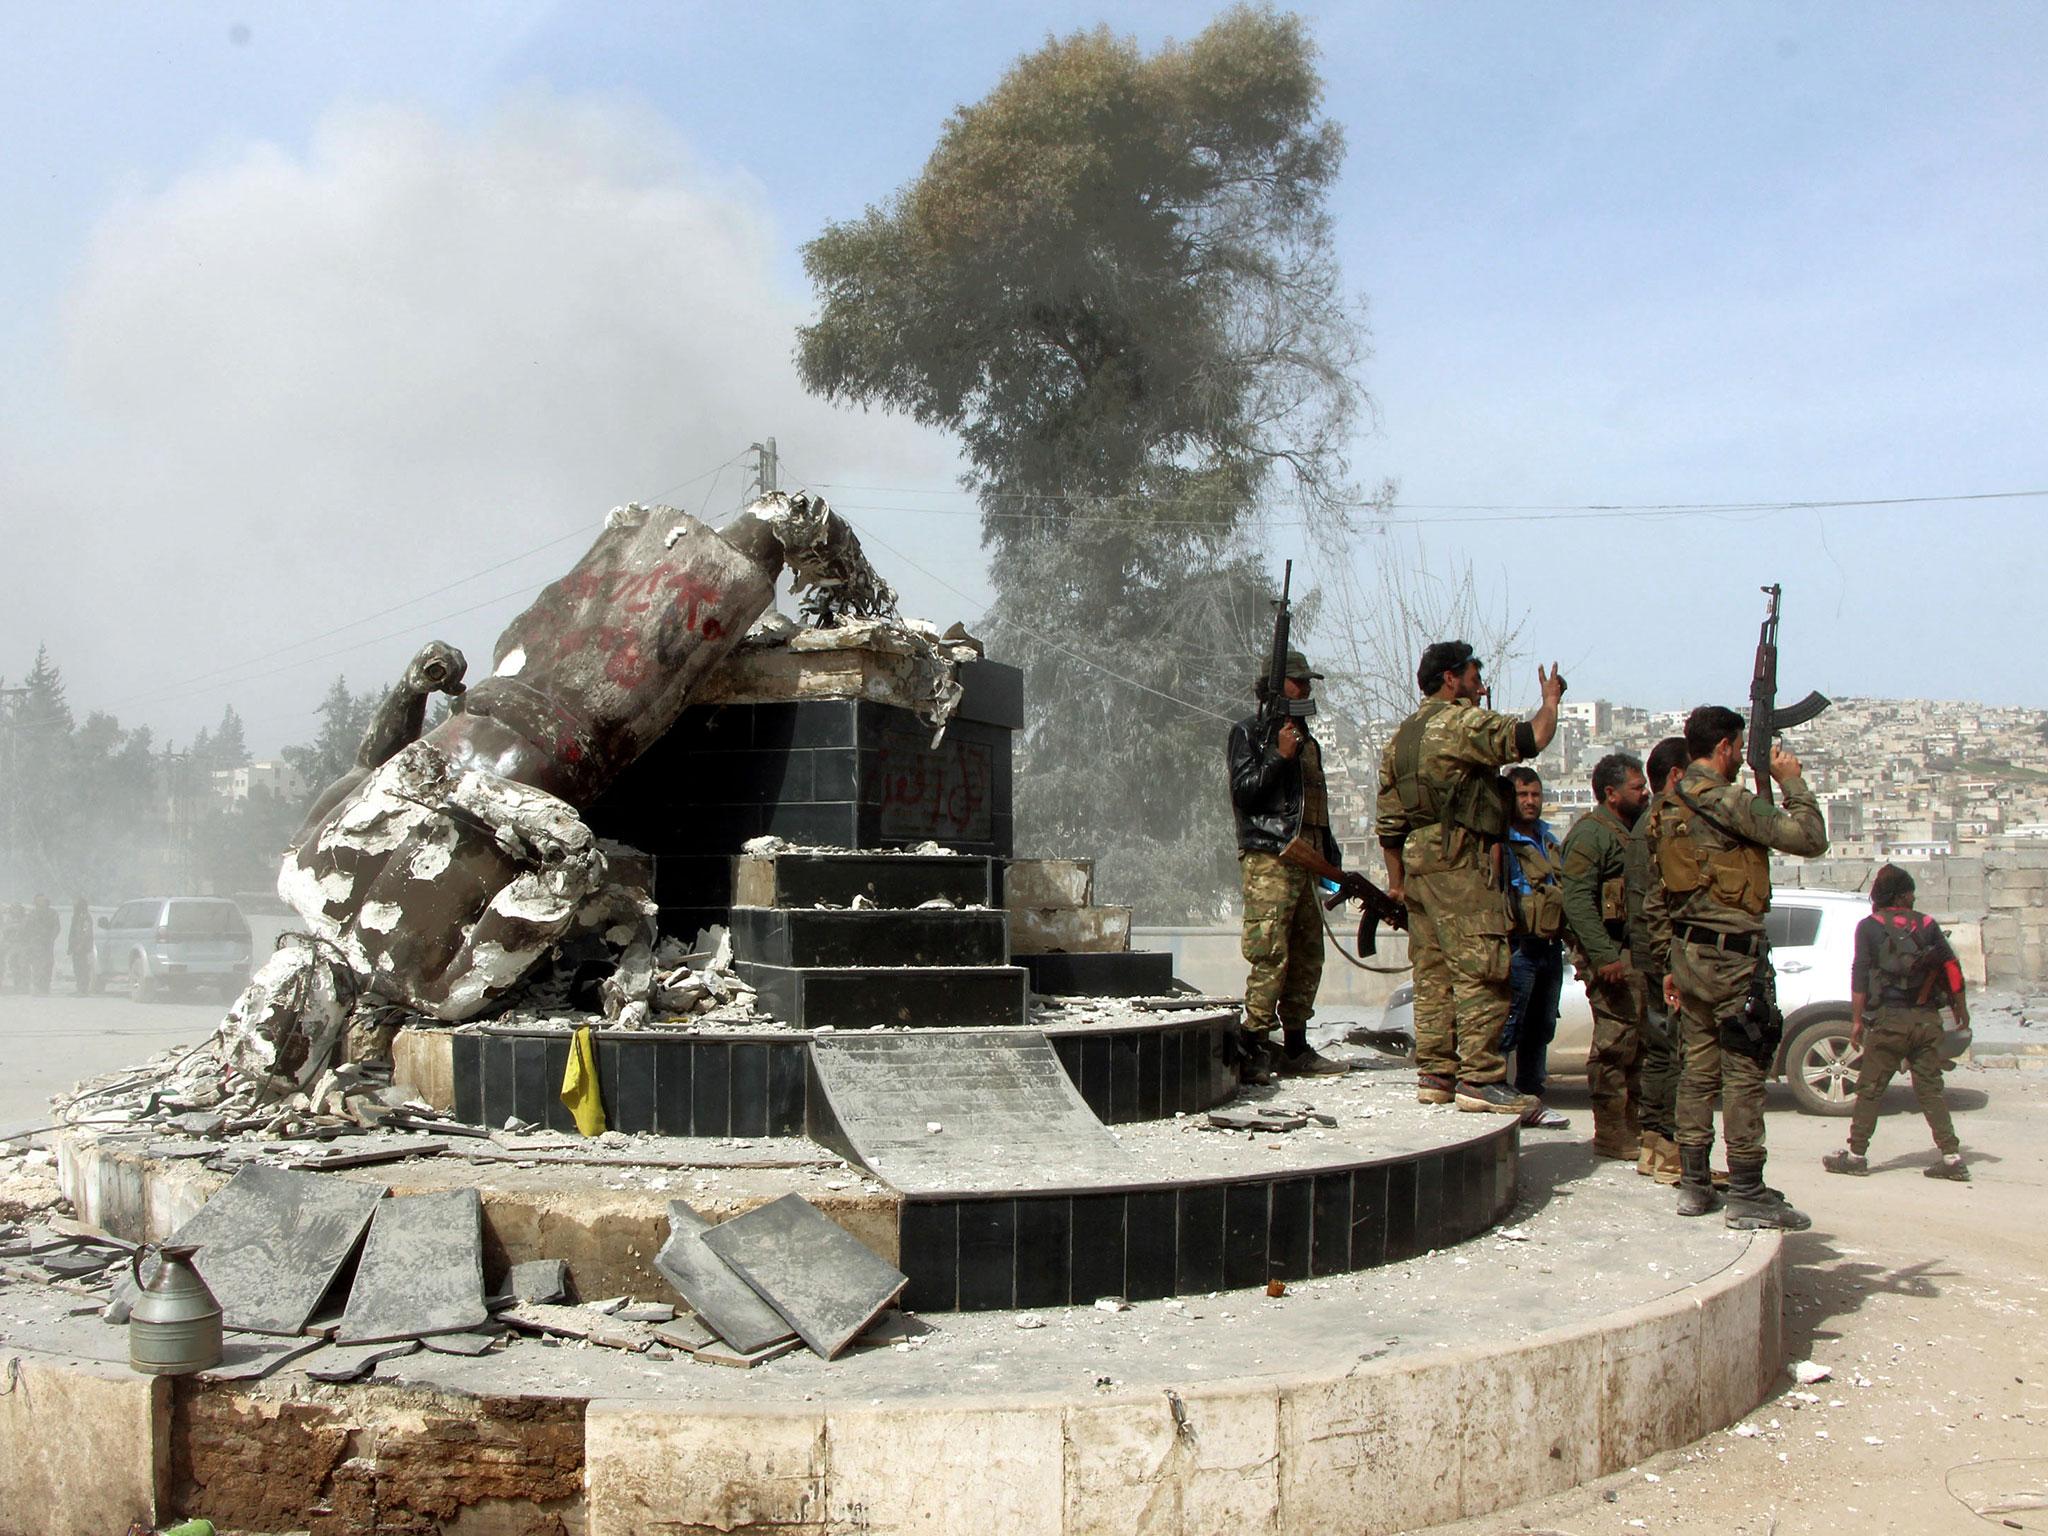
[0, 989, 227, 1137]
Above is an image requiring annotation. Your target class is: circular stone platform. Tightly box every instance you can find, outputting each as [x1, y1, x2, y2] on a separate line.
[4, 1131, 1784, 1536]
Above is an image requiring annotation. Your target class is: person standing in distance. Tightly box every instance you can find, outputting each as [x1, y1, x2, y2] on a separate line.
[1377, 643, 1566, 1113]
[1651, 705, 1828, 1228]
[1501, 766, 1571, 1126]
[1823, 863, 1972, 1181]
[1560, 753, 1651, 1160]
[1227, 648, 1350, 1080]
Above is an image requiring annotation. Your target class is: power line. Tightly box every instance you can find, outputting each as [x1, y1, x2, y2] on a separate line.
[808, 482, 2048, 526]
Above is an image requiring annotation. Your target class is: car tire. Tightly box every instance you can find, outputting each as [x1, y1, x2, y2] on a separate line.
[1784, 1015, 1859, 1116]
[128, 957, 157, 1005]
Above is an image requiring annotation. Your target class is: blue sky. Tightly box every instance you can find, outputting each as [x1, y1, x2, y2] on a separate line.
[3, 2, 2043, 752]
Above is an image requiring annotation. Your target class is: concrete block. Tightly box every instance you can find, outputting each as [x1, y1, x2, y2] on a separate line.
[1455, 1325, 1603, 1514]
[826, 1402, 1064, 1535]
[1275, 1356, 1461, 1535]
[1005, 859, 1094, 910]
[1599, 1305, 1702, 1473]
[1009, 905, 1132, 955]
[0, 1355, 166, 1535]
[392, 1027, 454, 1112]
[586, 1405, 827, 1536]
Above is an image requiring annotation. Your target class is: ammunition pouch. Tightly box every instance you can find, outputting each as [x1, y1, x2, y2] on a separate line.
[1514, 884, 1565, 941]
[1665, 786, 1770, 916]
[1600, 876, 1626, 923]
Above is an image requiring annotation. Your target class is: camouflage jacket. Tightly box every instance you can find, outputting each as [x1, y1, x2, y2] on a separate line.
[1374, 697, 1533, 873]
[1648, 762, 1827, 939]
[1560, 803, 1633, 969]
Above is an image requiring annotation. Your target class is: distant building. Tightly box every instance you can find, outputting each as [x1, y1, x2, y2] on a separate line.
[212, 760, 306, 806]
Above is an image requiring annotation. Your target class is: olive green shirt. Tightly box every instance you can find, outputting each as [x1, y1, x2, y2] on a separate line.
[1561, 802, 1633, 969]
[1655, 762, 1827, 938]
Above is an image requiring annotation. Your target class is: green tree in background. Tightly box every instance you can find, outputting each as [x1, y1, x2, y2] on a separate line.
[797, 5, 1368, 918]
[281, 676, 376, 807]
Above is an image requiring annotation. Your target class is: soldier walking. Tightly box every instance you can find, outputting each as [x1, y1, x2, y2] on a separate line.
[1227, 649, 1350, 1079]
[1649, 705, 1828, 1228]
[1634, 737, 1691, 1184]
[1376, 642, 1565, 1114]
[1561, 753, 1650, 1160]
[1823, 863, 1971, 1181]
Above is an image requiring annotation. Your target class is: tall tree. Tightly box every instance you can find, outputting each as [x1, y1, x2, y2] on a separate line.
[282, 677, 374, 809]
[797, 6, 1367, 918]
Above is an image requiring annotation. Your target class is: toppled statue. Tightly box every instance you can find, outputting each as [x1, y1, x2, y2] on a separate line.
[222, 494, 895, 1089]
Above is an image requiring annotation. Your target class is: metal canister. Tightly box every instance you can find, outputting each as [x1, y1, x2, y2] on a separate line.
[128, 1244, 222, 1375]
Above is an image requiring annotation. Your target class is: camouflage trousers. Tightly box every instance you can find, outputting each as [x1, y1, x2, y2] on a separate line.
[1847, 1007, 1958, 1156]
[1239, 852, 1323, 1036]
[1405, 862, 1512, 1085]
[1585, 966, 1646, 1151]
[1637, 972, 1680, 1140]
[1671, 937, 1768, 1161]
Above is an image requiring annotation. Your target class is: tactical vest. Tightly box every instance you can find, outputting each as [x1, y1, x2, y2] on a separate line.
[1870, 909, 1943, 1006]
[1654, 784, 1770, 916]
[1391, 700, 1508, 844]
[1509, 836, 1565, 940]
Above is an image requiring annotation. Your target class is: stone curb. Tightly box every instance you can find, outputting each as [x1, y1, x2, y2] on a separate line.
[579, 1233, 1783, 1536]
[0, 1233, 1780, 1535]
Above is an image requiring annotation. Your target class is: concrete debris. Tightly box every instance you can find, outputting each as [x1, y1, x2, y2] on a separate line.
[1793, 1359, 1833, 1384]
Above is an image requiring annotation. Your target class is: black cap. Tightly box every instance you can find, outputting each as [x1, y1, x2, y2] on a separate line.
[1417, 640, 1477, 694]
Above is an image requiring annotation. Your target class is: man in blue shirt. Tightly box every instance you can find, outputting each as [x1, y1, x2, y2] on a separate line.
[1502, 766, 1570, 1128]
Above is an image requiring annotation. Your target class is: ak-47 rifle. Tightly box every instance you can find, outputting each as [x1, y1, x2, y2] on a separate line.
[1749, 584, 1832, 805]
[1258, 560, 1312, 741]
[1277, 831, 1410, 958]
[1256, 560, 1408, 955]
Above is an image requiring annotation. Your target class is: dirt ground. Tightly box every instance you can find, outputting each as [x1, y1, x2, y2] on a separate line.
[1433, 1063, 2048, 1536]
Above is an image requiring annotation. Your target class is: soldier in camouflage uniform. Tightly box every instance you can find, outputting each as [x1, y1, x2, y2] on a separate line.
[1560, 752, 1650, 1160]
[1648, 705, 1827, 1228]
[1376, 642, 1566, 1113]
[1634, 736, 1690, 1184]
[1227, 649, 1349, 1079]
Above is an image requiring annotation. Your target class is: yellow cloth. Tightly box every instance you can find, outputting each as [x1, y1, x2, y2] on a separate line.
[559, 1025, 607, 1136]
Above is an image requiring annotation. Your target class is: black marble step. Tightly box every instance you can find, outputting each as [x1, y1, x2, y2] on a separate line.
[732, 852, 996, 911]
[451, 1030, 810, 1139]
[730, 906, 1009, 969]
[897, 1123, 1519, 1312]
[737, 962, 1028, 1031]
[1020, 950, 1176, 998]
[1047, 1017, 1236, 1123]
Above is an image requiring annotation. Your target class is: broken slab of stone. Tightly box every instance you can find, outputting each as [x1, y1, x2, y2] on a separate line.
[653, 1201, 796, 1357]
[699, 1194, 907, 1361]
[1206, 1107, 1310, 1133]
[498, 1303, 657, 1353]
[302, 1338, 421, 1383]
[337, 1188, 487, 1344]
[505, 1258, 571, 1304]
[158, 1164, 384, 1335]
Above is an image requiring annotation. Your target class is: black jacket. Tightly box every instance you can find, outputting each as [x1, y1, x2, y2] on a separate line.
[1227, 714, 1340, 861]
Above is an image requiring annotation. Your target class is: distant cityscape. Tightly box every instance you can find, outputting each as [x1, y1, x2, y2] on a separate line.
[1319, 697, 2048, 875]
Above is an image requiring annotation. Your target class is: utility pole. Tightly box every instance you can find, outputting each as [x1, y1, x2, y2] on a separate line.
[748, 437, 778, 498]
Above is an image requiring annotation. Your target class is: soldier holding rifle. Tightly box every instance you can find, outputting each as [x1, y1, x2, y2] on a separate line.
[1376, 643, 1566, 1114]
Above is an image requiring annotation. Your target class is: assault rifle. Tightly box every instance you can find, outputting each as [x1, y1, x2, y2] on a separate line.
[1749, 584, 1832, 804]
[1276, 834, 1408, 958]
[1258, 560, 1315, 740]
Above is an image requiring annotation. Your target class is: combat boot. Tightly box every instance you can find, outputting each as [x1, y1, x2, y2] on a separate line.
[1676, 1143, 1721, 1217]
[1651, 1133, 1682, 1187]
[1723, 1158, 1811, 1231]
